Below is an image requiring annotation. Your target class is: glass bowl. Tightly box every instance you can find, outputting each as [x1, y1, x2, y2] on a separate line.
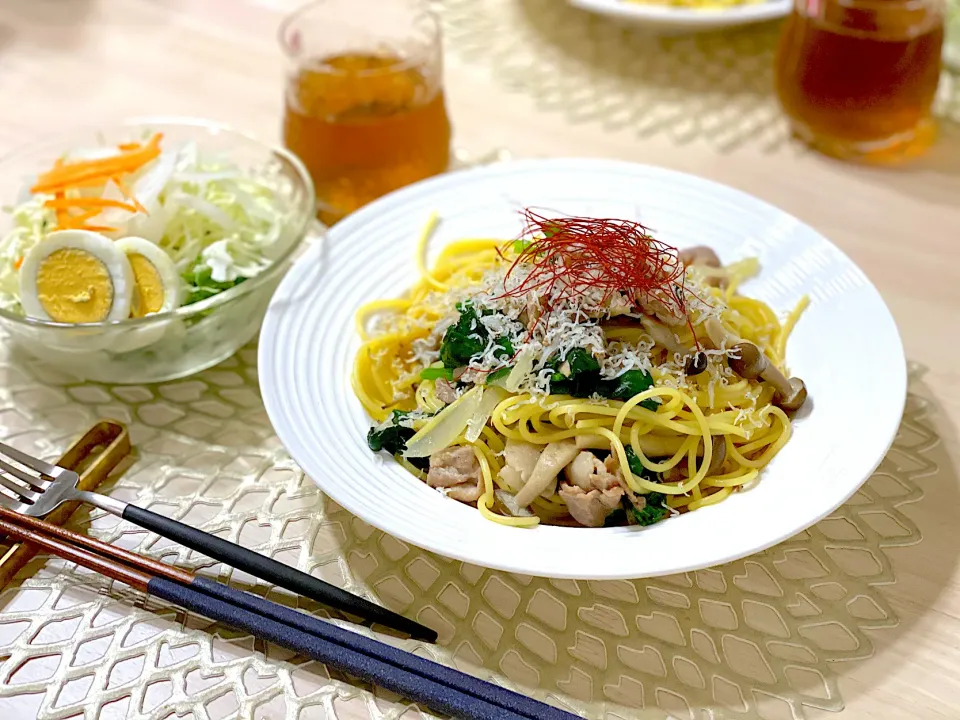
[0, 117, 316, 384]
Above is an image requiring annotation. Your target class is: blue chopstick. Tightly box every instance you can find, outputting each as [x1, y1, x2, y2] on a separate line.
[147, 576, 577, 720]
[150, 577, 528, 720]
[189, 576, 578, 720]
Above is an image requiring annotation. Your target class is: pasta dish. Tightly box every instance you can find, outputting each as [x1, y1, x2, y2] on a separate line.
[353, 211, 808, 529]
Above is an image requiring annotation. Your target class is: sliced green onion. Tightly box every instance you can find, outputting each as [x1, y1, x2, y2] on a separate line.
[420, 367, 455, 381]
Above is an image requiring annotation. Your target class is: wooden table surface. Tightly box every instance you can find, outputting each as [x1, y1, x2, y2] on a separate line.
[0, 1, 958, 719]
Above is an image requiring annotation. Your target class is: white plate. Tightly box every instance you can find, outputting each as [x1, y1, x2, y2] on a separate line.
[568, 0, 791, 32]
[259, 159, 905, 580]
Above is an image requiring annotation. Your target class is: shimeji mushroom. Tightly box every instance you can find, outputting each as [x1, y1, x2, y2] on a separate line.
[729, 342, 807, 412]
[642, 316, 683, 352]
[703, 316, 742, 349]
[679, 245, 726, 288]
[684, 350, 709, 376]
[702, 318, 807, 412]
[514, 440, 580, 507]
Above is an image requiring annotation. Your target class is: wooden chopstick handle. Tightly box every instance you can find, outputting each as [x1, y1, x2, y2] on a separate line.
[122, 504, 437, 642]
[0, 514, 152, 591]
[148, 577, 526, 720]
[0, 506, 194, 585]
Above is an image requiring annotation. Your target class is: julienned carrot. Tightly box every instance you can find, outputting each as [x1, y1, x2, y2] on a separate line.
[73, 209, 101, 222]
[30, 133, 163, 194]
[44, 197, 137, 212]
[58, 208, 105, 230]
[70, 225, 117, 232]
[34, 145, 159, 186]
[54, 191, 67, 228]
[111, 176, 148, 214]
[32, 150, 160, 192]
[49, 176, 118, 190]
[13, 257, 23, 271]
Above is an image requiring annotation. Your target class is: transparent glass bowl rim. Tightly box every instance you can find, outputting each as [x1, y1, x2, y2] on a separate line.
[0, 116, 317, 332]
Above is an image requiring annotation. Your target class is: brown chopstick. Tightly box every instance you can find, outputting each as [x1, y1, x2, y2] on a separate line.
[0, 506, 193, 585]
[0, 510, 156, 591]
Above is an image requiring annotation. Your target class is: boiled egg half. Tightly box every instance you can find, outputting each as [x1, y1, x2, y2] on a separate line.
[115, 236, 182, 317]
[19, 230, 135, 323]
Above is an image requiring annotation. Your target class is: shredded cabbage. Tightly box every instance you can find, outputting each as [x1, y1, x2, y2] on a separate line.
[0, 137, 297, 315]
[0, 199, 54, 313]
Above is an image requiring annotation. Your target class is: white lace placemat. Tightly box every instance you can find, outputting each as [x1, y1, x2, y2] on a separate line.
[0, 149, 942, 718]
[437, 0, 960, 152]
[0, 347, 938, 720]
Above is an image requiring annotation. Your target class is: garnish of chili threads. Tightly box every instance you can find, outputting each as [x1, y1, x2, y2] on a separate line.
[497, 210, 697, 335]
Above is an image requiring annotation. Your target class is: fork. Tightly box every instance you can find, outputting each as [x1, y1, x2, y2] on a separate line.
[0, 439, 436, 642]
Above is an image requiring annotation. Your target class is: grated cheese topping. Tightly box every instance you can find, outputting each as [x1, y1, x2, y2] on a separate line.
[375, 252, 769, 432]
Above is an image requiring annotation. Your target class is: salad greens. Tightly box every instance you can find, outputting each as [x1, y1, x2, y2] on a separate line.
[0, 133, 292, 317]
[182, 265, 247, 307]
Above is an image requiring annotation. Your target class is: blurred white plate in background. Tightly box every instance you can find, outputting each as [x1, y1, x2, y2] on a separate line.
[568, 0, 791, 32]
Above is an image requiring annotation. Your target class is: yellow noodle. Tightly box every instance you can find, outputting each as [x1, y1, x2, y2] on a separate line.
[351, 227, 807, 527]
[417, 212, 447, 291]
[776, 295, 810, 366]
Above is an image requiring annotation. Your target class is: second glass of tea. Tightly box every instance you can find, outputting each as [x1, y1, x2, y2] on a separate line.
[280, 0, 451, 224]
[775, 0, 944, 163]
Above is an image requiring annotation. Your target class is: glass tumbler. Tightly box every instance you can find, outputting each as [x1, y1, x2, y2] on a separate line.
[279, 0, 452, 224]
[775, 0, 945, 164]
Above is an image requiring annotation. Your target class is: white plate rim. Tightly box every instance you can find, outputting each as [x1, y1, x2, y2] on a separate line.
[568, 0, 792, 28]
[259, 157, 907, 580]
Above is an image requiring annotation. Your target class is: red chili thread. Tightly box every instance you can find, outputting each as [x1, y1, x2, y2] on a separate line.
[497, 210, 700, 345]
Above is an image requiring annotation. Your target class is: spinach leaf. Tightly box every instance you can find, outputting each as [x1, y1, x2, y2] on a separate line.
[550, 348, 600, 380]
[547, 348, 602, 396]
[631, 491, 669, 526]
[622, 447, 669, 526]
[367, 411, 432, 471]
[439, 302, 487, 368]
[603, 507, 627, 527]
[366, 410, 415, 455]
[623, 446, 659, 482]
[599, 369, 658, 411]
[547, 350, 657, 410]
[438, 301, 515, 371]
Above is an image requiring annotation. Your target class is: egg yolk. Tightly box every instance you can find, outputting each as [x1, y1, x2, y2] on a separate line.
[36, 248, 114, 323]
[128, 253, 166, 317]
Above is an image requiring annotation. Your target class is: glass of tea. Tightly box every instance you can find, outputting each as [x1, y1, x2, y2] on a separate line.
[775, 0, 945, 164]
[279, 0, 452, 224]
